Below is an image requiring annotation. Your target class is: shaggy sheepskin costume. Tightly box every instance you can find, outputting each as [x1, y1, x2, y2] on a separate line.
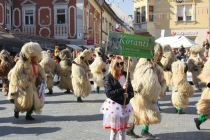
[8, 42, 46, 120]
[131, 59, 165, 125]
[40, 51, 56, 94]
[90, 48, 106, 92]
[129, 57, 138, 80]
[72, 49, 92, 102]
[130, 44, 166, 138]
[171, 61, 194, 114]
[187, 45, 204, 89]
[122, 56, 138, 80]
[161, 45, 176, 88]
[0, 50, 15, 95]
[194, 51, 210, 129]
[57, 49, 73, 93]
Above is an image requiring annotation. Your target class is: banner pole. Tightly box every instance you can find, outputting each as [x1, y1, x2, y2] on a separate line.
[124, 57, 130, 106]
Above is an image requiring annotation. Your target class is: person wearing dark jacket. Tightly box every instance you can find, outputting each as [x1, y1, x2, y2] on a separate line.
[100, 57, 133, 140]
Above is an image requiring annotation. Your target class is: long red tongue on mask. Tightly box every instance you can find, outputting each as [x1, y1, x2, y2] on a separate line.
[32, 63, 37, 76]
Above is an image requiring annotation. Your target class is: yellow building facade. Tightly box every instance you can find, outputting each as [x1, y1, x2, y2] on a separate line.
[134, 0, 210, 44]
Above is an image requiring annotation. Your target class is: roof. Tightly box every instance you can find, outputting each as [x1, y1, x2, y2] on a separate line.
[0, 31, 24, 53]
[66, 44, 82, 50]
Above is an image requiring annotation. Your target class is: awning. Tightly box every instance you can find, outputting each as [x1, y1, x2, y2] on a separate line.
[82, 45, 95, 49]
[66, 44, 82, 50]
[155, 36, 196, 48]
[0, 31, 24, 53]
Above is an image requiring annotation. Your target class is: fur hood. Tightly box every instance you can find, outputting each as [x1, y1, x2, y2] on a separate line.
[60, 49, 71, 60]
[74, 49, 92, 64]
[153, 44, 163, 62]
[20, 42, 43, 62]
[199, 58, 210, 83]
[190, 45, 202, 54]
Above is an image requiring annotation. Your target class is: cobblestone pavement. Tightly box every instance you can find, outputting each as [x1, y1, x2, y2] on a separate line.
[0, 86, 210, 140]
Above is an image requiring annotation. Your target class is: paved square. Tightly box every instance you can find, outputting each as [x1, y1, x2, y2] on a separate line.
[0, 87, 210, 140]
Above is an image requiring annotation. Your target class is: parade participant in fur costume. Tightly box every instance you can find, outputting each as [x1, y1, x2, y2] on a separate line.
[40, 51, 56, 94]
[8, 42, 46, 120]
[161, 45, 176, 88]
[129, 58, 138, 80]
[100, 57, 133, 140]
[0, 50, 15, 95]
[122, 56, 138, 81]
[171, 61, 194, 114]
[128, 44, 166, 139]
[57, 49, 73, 94]
[187, 45, 204, 90]
[90, 48, 106, 94]
[54, 46, 61, 64]
[194, 50, 210, 130]
[72, 49, 93, 102]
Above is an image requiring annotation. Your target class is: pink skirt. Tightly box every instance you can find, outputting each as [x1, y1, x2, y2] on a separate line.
[100, 98, 133, 131]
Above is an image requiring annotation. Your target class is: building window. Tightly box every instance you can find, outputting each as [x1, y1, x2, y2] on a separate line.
[24, 9, 34, 25]
[102, 17, 104, 23]
[135, 8, 141, 23]
[177, 5, 184, 21]
[86, 10, 89, 31]
[6, 8, 10, 25]
[105, 20, 108, 32]
[141, 6, 146, 23]
[56, 9, 66, 24]
[185, 5, 192, 21]
[109, 23, 112, 31]
[177, 5, 193, 21]
[149, 6, 154, 22]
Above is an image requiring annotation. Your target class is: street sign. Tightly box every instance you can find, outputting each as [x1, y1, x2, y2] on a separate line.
[107, 31, 154, 58]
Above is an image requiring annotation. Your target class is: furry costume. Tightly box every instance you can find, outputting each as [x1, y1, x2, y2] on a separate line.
[187, 45, 204, 87]
[129, 58, 138, 80]
[90, 48, 106, 87]
[8, 42, 46, 115]
[57, 49, 73, 92]
[171, 61, 194, 113]
[131, 58, 165, 125]
[161, 45, 175, 87]
[194, 50, 210, 129]
[72, 49, 92, 98]
[122, 56, 138, 80]
[0, 50, 15, 95]
[196, 54, 210, 118]
[40, 51, 56, 93]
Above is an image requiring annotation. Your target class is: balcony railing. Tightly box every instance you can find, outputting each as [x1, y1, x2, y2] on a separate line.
[54, 24, 68, 39]
[133, 22, 148, 33]
[22, 26, 36, 35]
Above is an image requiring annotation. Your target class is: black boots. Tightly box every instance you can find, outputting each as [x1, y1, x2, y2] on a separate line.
[96, 87, 100, 94]
[194, 118, 202, 130]
[176, 108, 185, 114]
[77, 97, 83, 102]
[47, 89, 53, 95]
[64, 89, 70, 94]
[64, 89, 72, 94]
[14, 111, 19, 119]
[141, 130, 156, 139]
[25, 106, 35, 120]
[126, 128, 141, 138]
[25, 115, 35, 120]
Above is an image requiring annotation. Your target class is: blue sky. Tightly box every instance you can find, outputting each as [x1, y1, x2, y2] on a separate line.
[106, 0, 134, 16]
